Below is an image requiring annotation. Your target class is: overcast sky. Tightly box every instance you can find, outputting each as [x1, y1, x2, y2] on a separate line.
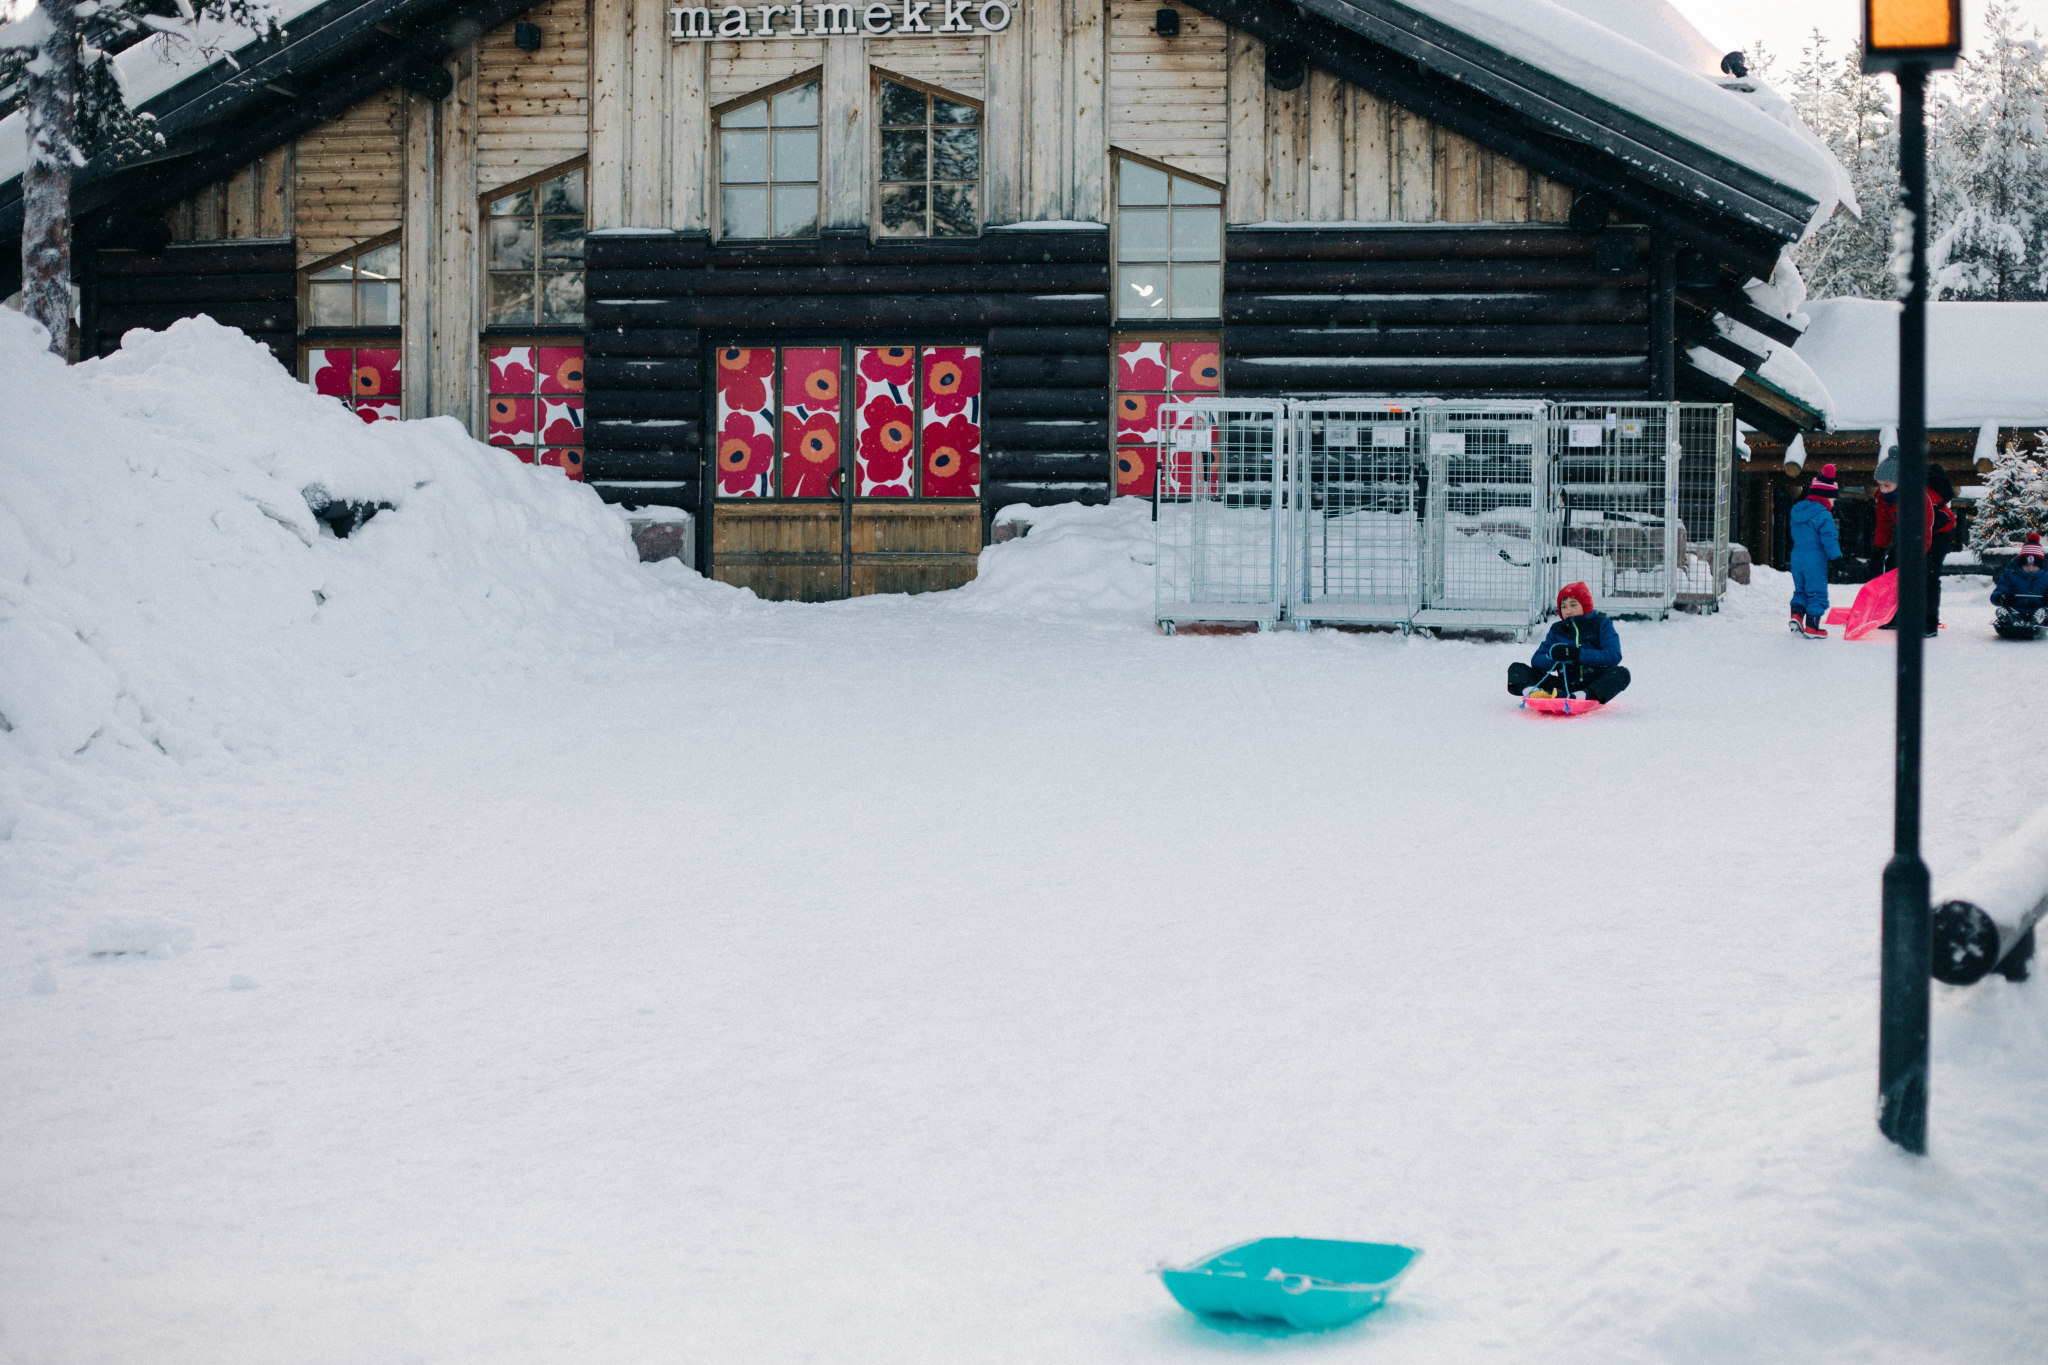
[1668, 0, 2048, 68]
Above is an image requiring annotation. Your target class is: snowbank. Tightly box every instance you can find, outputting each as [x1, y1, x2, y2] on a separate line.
[0, 310, 721, 768]
[1795, 298, 2048, 428]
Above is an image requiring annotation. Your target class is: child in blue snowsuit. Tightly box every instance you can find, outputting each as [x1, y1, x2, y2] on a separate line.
[1788, 464, 1843, 638]
[1506, 582, 1630, 702]
[1991, 533, 2047, 640]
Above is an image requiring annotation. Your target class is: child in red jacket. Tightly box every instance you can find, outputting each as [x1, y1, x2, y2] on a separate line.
[1871, 447, 1955, 637]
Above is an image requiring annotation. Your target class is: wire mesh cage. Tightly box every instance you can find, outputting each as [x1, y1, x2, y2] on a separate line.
[1675, 402, 1734, 607]
[1414, 401, 1551, 635]
[1288, 401, 1427, 627]
[1154, 399, 1289, 630]
[1548, 403, 1680, 617]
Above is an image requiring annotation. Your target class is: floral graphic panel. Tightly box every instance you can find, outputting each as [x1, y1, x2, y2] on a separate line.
[780, 346, 842, 498]
[1115, 390, 1160, 446]
[920, 345, 980, 418]
[538, 396, 584, 447]
[309, 348, 353, 398]
[487, 395, 535, 446]
[855, 346, 916, 497]
[356, 399, 401, 425]
[489, 346, 536, 393]
[716, 343, 776, 498]
[918, 347, 981, 498]
[354, 348, 401, 400]
[1117, 340, 1169, 392]
[1170, 341, 1221, 393]
[538, 448, 585, 481]
[537, 346, 584, 394]
[1115, 444, 1157, 498]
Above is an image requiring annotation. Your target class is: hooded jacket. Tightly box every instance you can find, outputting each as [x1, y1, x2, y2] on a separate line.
[1531, 611, 1622, 677]
[1789, 496, 1842, 562]
[1992, 558, 2048, 608]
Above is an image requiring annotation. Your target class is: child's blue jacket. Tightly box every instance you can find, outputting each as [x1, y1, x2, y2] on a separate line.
[1531, 612, 1622, 672]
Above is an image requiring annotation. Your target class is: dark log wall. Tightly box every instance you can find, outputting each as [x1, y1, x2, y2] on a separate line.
[88, 240, 296, 368]
[583, 228, 1115, 520]
[1222, 227, 1650, 400]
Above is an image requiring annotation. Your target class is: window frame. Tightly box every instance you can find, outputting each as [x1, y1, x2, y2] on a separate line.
[1111, 330, 1224, 500]
[299, 229, 403, 335]
[478, 155, 591, 330]
[711, 70, 825, 245]
[1111, 151, 1226, 324]
[870, 68, 985, 242]
[483, 336, 588, 481]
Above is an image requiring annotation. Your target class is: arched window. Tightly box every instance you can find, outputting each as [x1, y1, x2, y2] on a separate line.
[716, 76, 821, 241]
[300, 230, 402, 424]
[1114, 155, 1223, 321]
[876, 74, 981, 239]
[486, 164, 586, 326]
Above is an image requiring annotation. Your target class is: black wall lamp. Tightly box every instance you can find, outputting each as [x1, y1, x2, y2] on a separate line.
[1154, 8, 1179, 36]
[514, 22, 544, 50]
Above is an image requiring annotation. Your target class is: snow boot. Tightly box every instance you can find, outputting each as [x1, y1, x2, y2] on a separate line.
[1799, 615, 1829, 639]
[1788, 607, 1805, 635]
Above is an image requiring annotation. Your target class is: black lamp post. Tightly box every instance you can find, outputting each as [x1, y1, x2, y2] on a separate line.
[1862, 0, 1961, 1156]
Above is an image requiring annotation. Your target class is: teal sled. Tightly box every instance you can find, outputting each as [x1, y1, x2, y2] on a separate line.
[1160, 1237, 1421, 1331]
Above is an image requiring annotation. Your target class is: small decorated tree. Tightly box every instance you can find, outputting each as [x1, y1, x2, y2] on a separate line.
[1970, 437, 2048, 552]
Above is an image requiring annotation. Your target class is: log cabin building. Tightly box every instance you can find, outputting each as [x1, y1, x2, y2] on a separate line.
[1, 0, 1842, 599]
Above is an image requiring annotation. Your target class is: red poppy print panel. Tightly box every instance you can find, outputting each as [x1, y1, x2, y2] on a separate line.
[716, 344, 776, 498]
[919, 347, 980, 498]
[538, 395, 584, 446]
[539, 448, 585, 481]
[356, 399, 401, 425]
[1171, 341, 1222, 393]
[489, 346, 537, 394]
[309, 348, 353, 399]
[855, 346, 916, 497]
[779, 346, 841, 498]
[1117, 340, 1169, 393]
[1115, 390, 1161, 447]
[487, 394, 535, 446]
[354, 348, 401, 401]
[537, 346, 584, 394]
[1115, 445, 1157, 498]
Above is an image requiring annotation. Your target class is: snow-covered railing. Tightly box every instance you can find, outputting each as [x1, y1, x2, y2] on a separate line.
[1930, 806, 2048, 985]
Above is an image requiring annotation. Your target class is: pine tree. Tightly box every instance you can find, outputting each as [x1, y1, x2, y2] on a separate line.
[1970, 438, 2048, 551]
[1928, 4, 2048, 301]
[1, 0, 275, 358]
[1798, 42, 1901, 299]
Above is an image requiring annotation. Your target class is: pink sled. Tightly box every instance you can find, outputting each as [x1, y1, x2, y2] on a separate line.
[1842, 570, 1899, 641]
[1522, 696, 1605, 717]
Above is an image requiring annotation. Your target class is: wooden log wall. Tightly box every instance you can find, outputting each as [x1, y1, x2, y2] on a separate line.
[164, 147, 293, 242]
[1108, 1, 1228, 180]
[584, 227, 1114, 516]
[1222, 227, 1649, 399]
[477, 0, 590, 196]
[91, 241, 296, 368]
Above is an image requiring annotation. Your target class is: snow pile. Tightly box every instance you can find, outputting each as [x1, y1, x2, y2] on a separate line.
[0, 310, 717, 769]
[1941, 804, 2048, 926]
[955, 499, 1156, 621]
[1795, 298, 2048, 428]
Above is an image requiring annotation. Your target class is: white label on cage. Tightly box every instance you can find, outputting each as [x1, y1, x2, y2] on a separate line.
[1605, 411, 1618, 428]
[1429, 433, 1466, 455]
[1507, 424, 1534, 447]
[1372, 424, 1407, 447]
[1568, 423, 1604, 447]
[1169, 425, 1212, 453]
[1325, 421, 1359, 446]
[1620, 419, 1645, 439]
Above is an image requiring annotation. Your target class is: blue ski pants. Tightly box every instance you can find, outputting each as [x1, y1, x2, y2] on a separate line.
[1789, 550, 1830, 618]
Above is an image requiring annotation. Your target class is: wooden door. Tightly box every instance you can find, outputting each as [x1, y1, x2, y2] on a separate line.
[851, 504, 982, 596]
[711, 503, 846, 602]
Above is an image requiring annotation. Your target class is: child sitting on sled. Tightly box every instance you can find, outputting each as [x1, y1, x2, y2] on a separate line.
[1507, 582, 1631, 703]
[1787, 464, 1843, 638]
[1991, 534, 2048, 640]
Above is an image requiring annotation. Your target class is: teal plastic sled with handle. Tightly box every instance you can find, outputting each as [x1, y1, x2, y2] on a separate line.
[1160, 1238, 1421, 1330]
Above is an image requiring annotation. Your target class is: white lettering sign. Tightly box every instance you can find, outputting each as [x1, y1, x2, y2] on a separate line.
[668, 0, 1003, 36]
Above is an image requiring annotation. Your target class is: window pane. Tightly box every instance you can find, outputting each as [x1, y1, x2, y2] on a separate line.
[879, 80, 924, 126]
[933, 96, 977, 126]
[1171, 206, 1221, 262]
[1173, 178, 1222, 207]
[1121, 161, 1169, 206]
[542, 218, 585, 264]
[489, 188, 532, 217]
[309, 281, 354, 327]
[722, 128, 769, 182]
[310, 262, 354, 281]
[773, 128, 818, 183]
[358, 243, 400, 280]
[540, 271, 585, 324]
[488, 218, 535, 270]
[880, 128, 926, 182]
[487, 272, 535, 325]
[1118, 264, 1170, 319]
[772, 82, 818, 126]
[932, 126, 978, 181]
[772, 184, 818, 238]
[1118, 207, 1168, 262]
[539, 170, 585, 216]
[878, 182, 927, 237]
[724, 99, 768, 129]
[1171, 264, 1221, 319]
[722, 185, 769, 238]
[933, 183, 977, 237]
[358, 281, 401, 327]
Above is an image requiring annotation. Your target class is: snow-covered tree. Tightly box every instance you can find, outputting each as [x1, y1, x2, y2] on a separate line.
[1790, 34, 1901, 299]
[1, 0, 276, 357]
[1928, 5, 2048, 301]
[1970, 437, 2048, 550]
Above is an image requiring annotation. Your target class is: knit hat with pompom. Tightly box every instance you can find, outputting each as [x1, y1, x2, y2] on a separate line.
[1807, 464, 1839, 500]
[2021, 533, 2045, 563]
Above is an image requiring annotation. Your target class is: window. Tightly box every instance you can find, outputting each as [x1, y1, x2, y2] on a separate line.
[487, 344, 585, 480]
[713, 343, 981, 500]
[307, 346, 401, 424]
[877, 77, 980, 238]
[718, 80, 820, 240]
[1113, 338, 1221, 497]
[486, 167, 586, 326]
[307, 238, 401, 328]
[1115, 158, 1223, 321]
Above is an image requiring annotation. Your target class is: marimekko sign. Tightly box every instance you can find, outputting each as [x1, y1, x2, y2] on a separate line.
[669, 0, 1011, 38]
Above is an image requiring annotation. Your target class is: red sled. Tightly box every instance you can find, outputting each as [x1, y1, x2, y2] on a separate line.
[1843, 571, 1898, 641]
[1522, 696, 1605, 717]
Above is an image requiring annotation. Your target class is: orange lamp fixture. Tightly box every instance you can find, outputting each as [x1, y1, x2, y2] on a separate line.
[1862, 0, 1962, 70]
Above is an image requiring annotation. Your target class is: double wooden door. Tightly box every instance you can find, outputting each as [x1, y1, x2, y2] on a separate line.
[708, 342, 984, 602]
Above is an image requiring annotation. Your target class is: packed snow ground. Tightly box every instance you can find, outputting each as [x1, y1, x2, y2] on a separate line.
[4, 315, 2047, 1364]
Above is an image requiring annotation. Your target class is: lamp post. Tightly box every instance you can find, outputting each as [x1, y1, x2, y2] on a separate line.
[1862, 0, 1961, 1156]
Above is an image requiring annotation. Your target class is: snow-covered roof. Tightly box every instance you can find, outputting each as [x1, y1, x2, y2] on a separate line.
[1385, 0, 1855, 230]
[1795, 298, 2048, 429]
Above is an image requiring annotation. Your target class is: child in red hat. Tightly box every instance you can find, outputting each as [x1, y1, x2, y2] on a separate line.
[1787, 463, 1842, 638]
[1991, 533, 2047, 640]
[1507, 582, 1631, 702]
